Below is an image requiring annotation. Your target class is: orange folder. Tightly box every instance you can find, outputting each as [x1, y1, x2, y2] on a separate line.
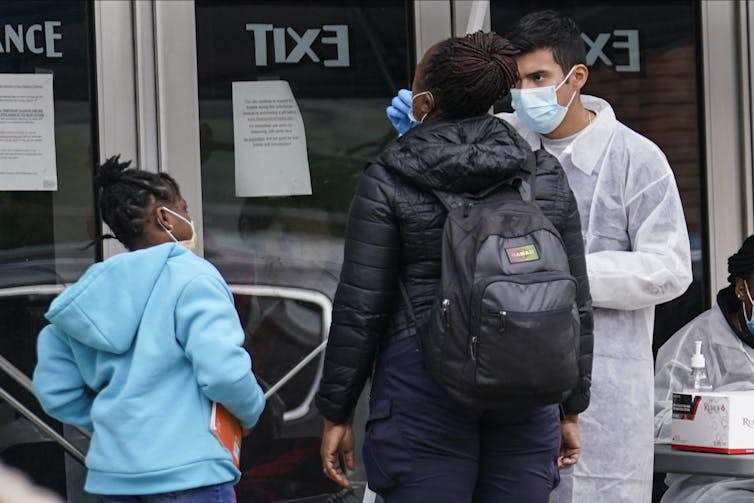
[210, 402, 242, 468]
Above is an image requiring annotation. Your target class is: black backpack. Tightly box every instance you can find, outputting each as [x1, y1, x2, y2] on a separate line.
[400, 154, 580, 409]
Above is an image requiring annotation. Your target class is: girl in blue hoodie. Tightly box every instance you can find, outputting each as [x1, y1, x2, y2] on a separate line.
[32, 156, 265, 502]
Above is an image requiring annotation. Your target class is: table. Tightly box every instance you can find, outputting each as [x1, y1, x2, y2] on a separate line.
[655, 443, 754, 477]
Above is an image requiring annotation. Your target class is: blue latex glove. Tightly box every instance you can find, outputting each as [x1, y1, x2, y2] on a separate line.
[386, 89, 414, 135]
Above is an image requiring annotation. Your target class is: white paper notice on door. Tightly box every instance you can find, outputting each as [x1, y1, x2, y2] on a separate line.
[0, 73, 57, 191]
[232, 80, 312, 197]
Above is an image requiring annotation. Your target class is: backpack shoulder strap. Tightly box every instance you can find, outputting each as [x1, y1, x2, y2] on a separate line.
[398, 279, 419, 338]
[519, 152, 537, 203]
[430, 189, 453, 212]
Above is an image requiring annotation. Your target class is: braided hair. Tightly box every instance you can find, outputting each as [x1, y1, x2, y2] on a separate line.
[422, 31, 519, 119]
[94, 155, 181, 250]
[728, 235, 754, 285]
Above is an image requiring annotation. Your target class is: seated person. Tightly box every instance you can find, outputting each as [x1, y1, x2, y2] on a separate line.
[655, 235, 754, 502]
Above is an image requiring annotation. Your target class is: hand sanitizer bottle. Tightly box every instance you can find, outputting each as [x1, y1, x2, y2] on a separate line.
[684, 341, 713, 394]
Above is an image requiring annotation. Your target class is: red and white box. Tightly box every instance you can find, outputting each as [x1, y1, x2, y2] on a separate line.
[672, 391, 754, 454]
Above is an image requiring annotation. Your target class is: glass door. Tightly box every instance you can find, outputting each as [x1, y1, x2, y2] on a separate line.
[194, 1, 416, 500]
[0, 0, 98, 500]
[0, 1, 451, 501]
[195, 0, 415, 293]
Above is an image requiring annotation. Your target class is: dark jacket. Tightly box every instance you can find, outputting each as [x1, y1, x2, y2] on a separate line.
[315, 115, 593, 424]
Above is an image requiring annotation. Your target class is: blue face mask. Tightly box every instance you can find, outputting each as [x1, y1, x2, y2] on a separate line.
[510, 66, 577, 134]
[744, 281, 754, 335]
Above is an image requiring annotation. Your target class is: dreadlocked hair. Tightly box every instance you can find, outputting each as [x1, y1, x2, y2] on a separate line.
[423, 31, 519, 119]
[94, 155, 181, 250]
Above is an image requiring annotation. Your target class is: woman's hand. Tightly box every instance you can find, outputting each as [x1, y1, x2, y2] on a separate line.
[558, 414, 580, 468]
[320, 419, 355, 488]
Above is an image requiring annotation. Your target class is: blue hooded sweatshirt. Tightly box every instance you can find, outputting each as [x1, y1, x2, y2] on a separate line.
[32, 243, 265, 495]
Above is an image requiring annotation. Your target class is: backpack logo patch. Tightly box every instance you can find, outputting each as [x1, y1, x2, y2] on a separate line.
[505, 244, 540, 263]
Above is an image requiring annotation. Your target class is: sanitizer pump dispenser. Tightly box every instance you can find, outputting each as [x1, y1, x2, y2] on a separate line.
[685, 341, 713, 394]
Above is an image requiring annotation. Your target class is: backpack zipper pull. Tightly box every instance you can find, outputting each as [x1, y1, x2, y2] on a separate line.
[499, 310, 507, 331]
[442, 298, 450, 327]
[471, 336, 478, 361]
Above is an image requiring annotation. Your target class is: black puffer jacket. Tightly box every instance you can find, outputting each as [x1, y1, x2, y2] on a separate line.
[315, 115, 593, 424]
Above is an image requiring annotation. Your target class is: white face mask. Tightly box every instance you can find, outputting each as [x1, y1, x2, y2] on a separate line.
[408, 90, 434, 124]
[510, 66, 578, 134]
[158, 206, 197, 251]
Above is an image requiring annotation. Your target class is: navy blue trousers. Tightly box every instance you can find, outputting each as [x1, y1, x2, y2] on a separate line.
[363, 336, 560, 503]
[97, 482, 236, 503]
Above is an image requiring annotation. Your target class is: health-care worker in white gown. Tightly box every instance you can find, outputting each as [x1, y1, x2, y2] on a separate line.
[501, 12, 692, 503]
[383, 10, 693, 503]
[655, 235, 754, 503]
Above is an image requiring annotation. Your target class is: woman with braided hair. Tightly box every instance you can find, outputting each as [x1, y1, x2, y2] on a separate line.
[32, 156, 265, 502]
[315, 31, 592, 502]
[655, 234, 754, 502]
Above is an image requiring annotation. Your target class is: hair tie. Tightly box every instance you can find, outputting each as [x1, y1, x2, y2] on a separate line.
[94, 155, 132, 190]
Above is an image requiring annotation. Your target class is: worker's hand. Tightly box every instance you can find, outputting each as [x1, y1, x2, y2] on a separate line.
[386, 89, 414, 135]
[320, 419, 355, 488]
[558, 414, 580, 468]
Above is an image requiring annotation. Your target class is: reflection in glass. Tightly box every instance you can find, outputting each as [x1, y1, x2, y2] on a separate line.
[0, 0, 98, 290]
[196, 0, 412, 294]
[0, 294, 69, 496]
[235, 294, 344, 501]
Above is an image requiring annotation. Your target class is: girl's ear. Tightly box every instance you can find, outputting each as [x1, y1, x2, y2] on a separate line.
[154, 205, 173, 231]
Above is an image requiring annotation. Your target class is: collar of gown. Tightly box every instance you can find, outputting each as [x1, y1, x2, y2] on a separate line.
[519, 94, 617, 176]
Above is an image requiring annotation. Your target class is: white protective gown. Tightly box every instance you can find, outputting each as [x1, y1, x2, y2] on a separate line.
[499, 95, 693, 503]
[655, 290, 754, 502]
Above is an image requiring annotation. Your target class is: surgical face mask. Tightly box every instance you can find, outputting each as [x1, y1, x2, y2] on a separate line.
[158, 206, 197, 251]
[743, 281, 754, 335]
[510, 66, 578, 134]
[408, 90, 434, 124]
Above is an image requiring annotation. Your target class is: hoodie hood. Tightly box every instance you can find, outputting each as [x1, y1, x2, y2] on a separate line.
[380, 115, 532, 195]
[45, 243, 188, 354]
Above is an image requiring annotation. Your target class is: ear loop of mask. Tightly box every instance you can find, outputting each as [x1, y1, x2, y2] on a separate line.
[743, 281, 754, 325]
[556, 66, 579, 109]
[157, 206, 197, 250]
[408, 90, 434, 124]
